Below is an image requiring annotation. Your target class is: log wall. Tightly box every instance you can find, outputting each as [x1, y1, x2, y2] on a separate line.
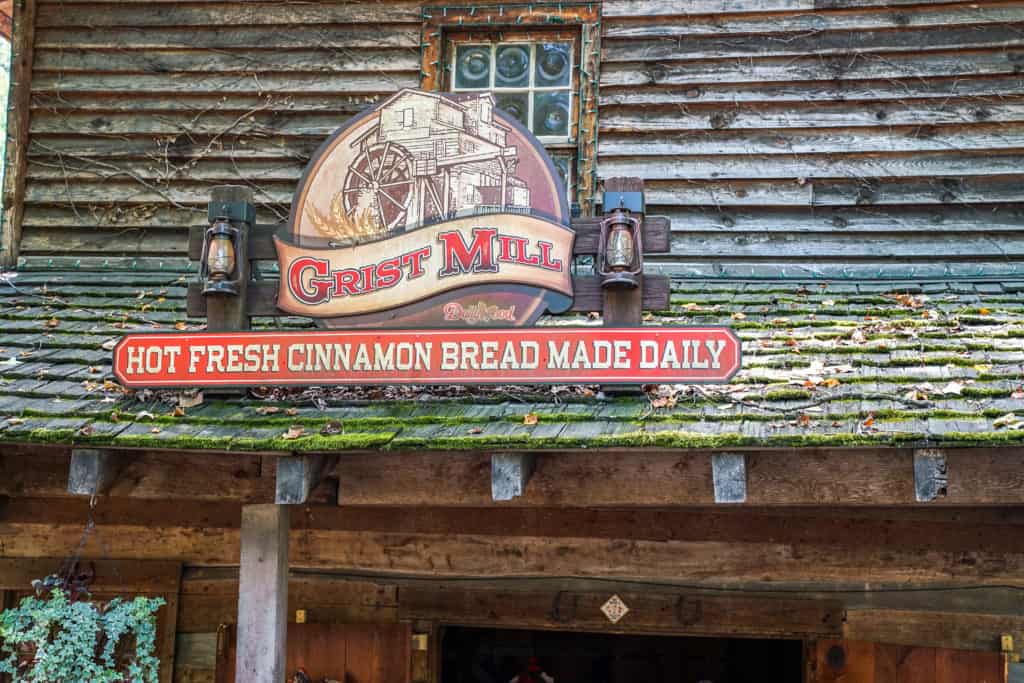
[15, 0, 1024, 277]
[598, 0, 1024, 277]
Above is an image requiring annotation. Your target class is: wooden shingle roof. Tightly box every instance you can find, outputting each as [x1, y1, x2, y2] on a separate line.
[1, 260, 1023, 452]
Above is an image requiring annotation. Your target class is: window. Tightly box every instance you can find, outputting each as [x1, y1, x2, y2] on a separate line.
[402, 108, 415, 128]
[421, 4, 600, 215]
[452, 42, 573, 142]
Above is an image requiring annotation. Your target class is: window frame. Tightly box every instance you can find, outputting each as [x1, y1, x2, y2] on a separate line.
[420, 3, 600, 215]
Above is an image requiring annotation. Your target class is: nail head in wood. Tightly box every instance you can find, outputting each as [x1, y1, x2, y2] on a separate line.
[712, 453, 747, 504]
[491, 453, 536, 502]
[67, 448, 120, 497]
[914, 448, 948, 502]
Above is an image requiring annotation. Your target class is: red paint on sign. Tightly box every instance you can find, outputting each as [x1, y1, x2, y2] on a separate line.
[113, 328, 741, 389]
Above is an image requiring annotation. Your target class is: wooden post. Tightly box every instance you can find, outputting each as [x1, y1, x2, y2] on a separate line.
[491, 453, 535, 501]
[205, 185, 254, 333]
[276, 454, 334, 505]
[235, 504, 289, 683]
[601, 177, 645, 396]
[1, 0, 37, 267]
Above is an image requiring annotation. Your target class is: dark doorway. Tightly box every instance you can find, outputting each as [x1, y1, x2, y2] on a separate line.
[441, 626, 803, 683]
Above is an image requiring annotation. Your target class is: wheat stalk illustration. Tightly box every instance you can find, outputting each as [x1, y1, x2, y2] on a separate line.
[304, 190, 386, 245]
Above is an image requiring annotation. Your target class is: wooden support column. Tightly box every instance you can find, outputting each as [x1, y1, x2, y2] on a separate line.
[67, 448, 122, 497]
[491, 453, 535, 501]
[276, 454, 332, 505]
[0, 0, 37, 267]
[235, 504, 289, 683]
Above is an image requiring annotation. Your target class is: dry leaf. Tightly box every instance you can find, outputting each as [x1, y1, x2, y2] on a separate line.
[821, 299, 835, 307]
[466, 427, 483, 435]
[101, 339, 118, 351]
[6, 417, 25, 426]
[978, 308, 991, 316]
[150, 426, 162, 434]
[174, 321, 188, 331]
[135, 410, 155, 420]
[178, 391, 203, 408]
[1012, 386, 1024, 400]
[822, 378, 841, 388]
[45, 318, 59, 328]
[940, 381, 964, 396]
[256, 406, 281, 415]
[684, 302, 701, 311]
[523, 413, 539, 425]
[77, 425, 94, 437]
[282, 425, 305, 440]
[850, 329, 867, 344]
[320, 421, 344, 436]
[798, 414, 811, 427]
[862, 414, 876, 428]
[973, 364, 993, 373]
[87, 366, 101, 374]
[731, 311, 746, 320]
[285, 408, 299, 416]
[172, 406, 186, 417]
[993, 413, 1024, 430]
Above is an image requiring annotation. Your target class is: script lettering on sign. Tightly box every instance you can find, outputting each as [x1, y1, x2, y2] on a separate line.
[276, 88, 574, 328]
[113, 328, 742, 388]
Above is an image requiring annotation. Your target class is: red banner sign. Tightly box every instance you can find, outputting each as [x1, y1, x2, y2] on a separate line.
[113, 328, 741, 388]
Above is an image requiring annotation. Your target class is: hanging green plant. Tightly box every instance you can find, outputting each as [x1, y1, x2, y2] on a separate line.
[0, 586, 164, 683]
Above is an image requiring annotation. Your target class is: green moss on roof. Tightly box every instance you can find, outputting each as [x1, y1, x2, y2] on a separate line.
[1, 266, 1023, 452]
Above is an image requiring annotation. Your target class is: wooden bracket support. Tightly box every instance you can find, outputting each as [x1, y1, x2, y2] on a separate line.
[491, 453, 536, 502]
[275, 454, 335, 505]
[914, 449, 948, 502]
[712, 453, 747, 503]
[67, 448, 123, 497]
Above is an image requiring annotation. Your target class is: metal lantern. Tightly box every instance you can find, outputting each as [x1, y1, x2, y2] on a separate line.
[200, 218, 241, 295]
[598, 208, 643, 289]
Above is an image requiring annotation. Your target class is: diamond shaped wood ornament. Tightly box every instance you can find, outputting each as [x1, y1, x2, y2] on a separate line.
[601, 594, 630, 624]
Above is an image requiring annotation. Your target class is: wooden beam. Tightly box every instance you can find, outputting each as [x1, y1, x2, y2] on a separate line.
[1, 450, 335, 504]
[844, 608, 1024, 654]
[235, 504, 288, 683]
[712, 453, 746, 503]
[67, 448, 123, 497]
[186, 216, 672, 262]
[276, 454, 333, 505]
[158, 565, 182, 683]
[914, 449, 948, 503]
[4, 447, 1024, 506]
[0, 558, 181, 592]
[186, 273, 671, 317]
[491, 453, 535, 502]
[0, 0, 36, 267]
[399, 584, 842, 638]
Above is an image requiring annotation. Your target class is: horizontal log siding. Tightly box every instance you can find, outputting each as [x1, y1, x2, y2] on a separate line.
[21, 1, 420, 256]
[599, 0, 1024, 276]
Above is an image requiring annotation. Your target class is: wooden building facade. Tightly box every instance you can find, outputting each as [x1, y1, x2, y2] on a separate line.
[2, 1, 1024, 682]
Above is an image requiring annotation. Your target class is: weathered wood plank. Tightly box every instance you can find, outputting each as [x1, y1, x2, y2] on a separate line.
[601, 0, 967, 16]
[276, 455, 333, 505]
[602, 25, 1024, 62]
[35, 3, 422, 27]
[666, 232, 1024, 260]
[31, 72, 419, 95]
[491, 453, 535, 502]
[600, 100, 1024, 132]
[67, 448, 123, 496]
[600, 75, 1024, 105]
[36, 25, 419, 49]
[0, 558, 181, 592]
[603, 2, 1024, 37]
[33, 48, 420, 74]
[600, 50, 1024, 88]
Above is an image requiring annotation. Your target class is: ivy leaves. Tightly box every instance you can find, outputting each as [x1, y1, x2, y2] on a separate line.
[0, 588, 164, 683]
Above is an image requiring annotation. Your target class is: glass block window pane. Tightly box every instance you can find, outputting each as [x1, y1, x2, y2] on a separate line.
[450, 41, 574, 144]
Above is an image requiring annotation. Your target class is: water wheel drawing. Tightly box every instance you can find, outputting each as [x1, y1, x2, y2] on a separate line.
[342, 142, 414, 233]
